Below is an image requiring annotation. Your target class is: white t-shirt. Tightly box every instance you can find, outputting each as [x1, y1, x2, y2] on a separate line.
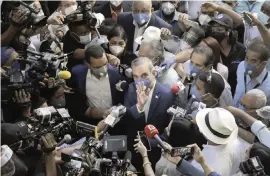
[191, 137, 251, 176]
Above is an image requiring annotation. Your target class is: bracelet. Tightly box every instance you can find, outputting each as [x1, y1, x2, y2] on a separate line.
[143, 162, 151, 167]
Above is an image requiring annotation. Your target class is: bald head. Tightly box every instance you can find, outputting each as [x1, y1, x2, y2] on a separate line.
[132, 0, 152, 10]
[241, 89, 267, 109]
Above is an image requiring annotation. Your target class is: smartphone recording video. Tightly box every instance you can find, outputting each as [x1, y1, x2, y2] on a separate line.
[137, 131, 151, 151]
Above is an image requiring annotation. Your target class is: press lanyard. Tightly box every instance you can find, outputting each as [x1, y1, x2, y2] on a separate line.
[244, 72, 268, 93]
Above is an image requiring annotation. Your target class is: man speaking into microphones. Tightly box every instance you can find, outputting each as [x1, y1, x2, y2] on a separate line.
[123, 57, 173, 172]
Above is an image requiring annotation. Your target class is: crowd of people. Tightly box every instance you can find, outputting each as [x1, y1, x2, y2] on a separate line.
[1, 0, 270, 176]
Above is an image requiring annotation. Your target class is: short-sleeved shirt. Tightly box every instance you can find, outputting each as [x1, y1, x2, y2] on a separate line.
[220, 42, 246, 95]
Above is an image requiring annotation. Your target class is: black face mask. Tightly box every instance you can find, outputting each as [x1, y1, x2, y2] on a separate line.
[210, 31, 227, 43]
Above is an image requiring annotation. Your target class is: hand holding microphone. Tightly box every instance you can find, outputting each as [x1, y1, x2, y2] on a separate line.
[144, 125, 170, 152]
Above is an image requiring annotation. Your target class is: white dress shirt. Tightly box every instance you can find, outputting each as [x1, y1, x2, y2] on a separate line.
[233, 61, 270, 107]
[191, 137, 251, 176]
[133, 20, 150, 53]
[251, 120, 270, 148]
[217, 63, 229, 81]
[86, 69, 112, 109]
[183, 60, 233, 107]
[137, 81, 156, 123]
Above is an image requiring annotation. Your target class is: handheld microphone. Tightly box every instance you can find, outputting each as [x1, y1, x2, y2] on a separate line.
[58, 70, 71, 79]
[56, 134, 72, 147]
[124, 151, 132, 168]
[184, 95, 196, 115]
[115, 80, 129, 92]
[191, 101, 206, 111]
[144, 125, 169, 151]
[171, 81, 185, 95]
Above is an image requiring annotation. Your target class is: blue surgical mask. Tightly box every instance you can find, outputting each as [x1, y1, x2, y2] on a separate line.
[189, 63, 202, 78]
[135, 78, 151, 89]
[239, 104, 246, 111]
[133, 13, 150, 27]
[244, 61, 258, 75]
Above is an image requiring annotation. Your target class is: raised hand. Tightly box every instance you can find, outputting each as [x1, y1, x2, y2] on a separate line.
[136, 82, 150, 111]
[13, 89, 31, 104]
[201, 2, 219, 14]
[160, 28, 172, 40]
[186, 143, 205, 164]
[134, 137, 147, 157]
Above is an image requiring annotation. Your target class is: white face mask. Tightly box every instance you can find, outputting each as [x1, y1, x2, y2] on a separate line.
[78, 33, 92, 45]
[161, 2, 175, 15]
[109, 45, 124, 56]
[64, 4, 77, 16]
[198, 14, 212, 26]
[110, 0, 123, 7]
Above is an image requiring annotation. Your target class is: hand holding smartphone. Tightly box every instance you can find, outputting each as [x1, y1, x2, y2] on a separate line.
[137, 131, 151, 151]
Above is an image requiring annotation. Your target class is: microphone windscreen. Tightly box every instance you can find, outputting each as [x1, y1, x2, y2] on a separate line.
[58, 70, 71, 80]
[124, 151, 132, 161]
[120, 81, 129, 91]
[64, 134, 72, 142]
[144, 125, 159, 139]
[171, 85, 180, 94]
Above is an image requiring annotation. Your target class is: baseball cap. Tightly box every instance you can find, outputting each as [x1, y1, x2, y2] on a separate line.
[209, 13, 234, 29]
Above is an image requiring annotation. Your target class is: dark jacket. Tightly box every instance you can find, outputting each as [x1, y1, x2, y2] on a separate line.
[122, 82, 173, 171]
[67, 64, 125, 124]
[117, 12, 173, 52]
[93, 1, 132, 19]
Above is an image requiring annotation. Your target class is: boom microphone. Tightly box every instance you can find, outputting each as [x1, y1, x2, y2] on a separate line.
[144, 125, 169, 151]
[57, 134, 72, 147]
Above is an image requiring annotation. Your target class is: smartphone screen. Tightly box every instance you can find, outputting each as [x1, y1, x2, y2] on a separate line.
[171, 147, 194, 157]
[137, 131, 151, 151]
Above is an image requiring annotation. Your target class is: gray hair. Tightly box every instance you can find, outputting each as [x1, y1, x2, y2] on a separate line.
[246, 89, 267, 108]
[131, 57, 154, 71]
[141, 39, 164, 64]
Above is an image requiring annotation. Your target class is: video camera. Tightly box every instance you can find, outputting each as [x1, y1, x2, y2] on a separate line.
[6, 1, 47, 28]
[9, 107, 74, 152]
[61, 135, 130, 176]
[64, 0, 97, 27]
[1, 68, 43, 104]
[239, 156, 268, 176]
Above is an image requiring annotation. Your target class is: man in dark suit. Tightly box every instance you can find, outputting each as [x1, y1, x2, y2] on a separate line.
[69, 45, 124, 124]
[122, 57, 173, 172]
[117, 0, 172, 53]
[93, 0, 132, 20]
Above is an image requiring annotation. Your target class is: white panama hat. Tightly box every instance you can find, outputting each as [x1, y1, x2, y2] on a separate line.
[196, 108, 238, 145]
